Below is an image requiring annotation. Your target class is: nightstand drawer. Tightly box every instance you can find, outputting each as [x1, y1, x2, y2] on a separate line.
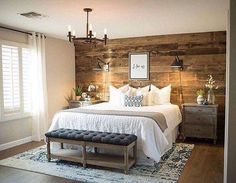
[185, 114, 216, 125]
[185, 106, 217, 115]
[184, 124, 214, 138]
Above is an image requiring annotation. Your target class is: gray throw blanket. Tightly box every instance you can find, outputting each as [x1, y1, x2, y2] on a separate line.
[65, 108, 167, 132]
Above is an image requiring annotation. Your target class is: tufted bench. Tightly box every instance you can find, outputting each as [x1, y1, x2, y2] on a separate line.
[45, 128, 137, 174]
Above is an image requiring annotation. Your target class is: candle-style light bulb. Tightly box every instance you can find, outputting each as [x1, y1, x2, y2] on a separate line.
[104, 28, 107, 35]
[89, 24, 93, 31]
[68, 25, 71, 32]
[72, 30, 75, 36]
[93, 32, 96, 38]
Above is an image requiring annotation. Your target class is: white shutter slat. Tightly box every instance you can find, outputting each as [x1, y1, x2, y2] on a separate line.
[22, 48, 32, 113]
[1, 45, 20, 114]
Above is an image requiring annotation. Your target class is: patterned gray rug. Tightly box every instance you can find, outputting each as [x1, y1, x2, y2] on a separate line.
[0, 143, 194, 183]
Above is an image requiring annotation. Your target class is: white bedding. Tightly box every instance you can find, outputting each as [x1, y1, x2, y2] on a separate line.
[49, 102, 182, 164]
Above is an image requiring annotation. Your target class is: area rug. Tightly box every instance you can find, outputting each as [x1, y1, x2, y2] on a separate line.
[0, 143, 194, 183]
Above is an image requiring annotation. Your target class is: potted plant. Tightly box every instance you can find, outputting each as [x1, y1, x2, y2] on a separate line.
[73, 86, 83, 101]
[196, 89, 205, 105]
[65, 90, 74, 103]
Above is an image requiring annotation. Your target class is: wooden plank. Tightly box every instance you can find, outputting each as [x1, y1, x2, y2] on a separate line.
[48, 138, 85, 146]
[86, 153, 129, 169]
[124, 146, 128, 174]
[86, 141, 128, 149]
[74, 31, 226, 140]
[46, 141, 51, 162]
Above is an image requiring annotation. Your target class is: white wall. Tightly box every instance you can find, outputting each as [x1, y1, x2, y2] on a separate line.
[0, 28, 28, 43]
[0, 117, 32, 145]
[0, 28, 75, 147]
[45, 37, 75, 124]
[224, 1, 236, 182]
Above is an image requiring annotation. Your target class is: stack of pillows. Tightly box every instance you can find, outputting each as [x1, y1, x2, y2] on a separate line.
[109, 84, 171, 107]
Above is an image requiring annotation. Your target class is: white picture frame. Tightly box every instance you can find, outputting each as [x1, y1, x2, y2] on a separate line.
[129, 52, 150, 80]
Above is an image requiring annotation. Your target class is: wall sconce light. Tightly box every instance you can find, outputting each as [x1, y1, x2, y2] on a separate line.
[93, 58, 109, 72]
[170, 55, 184, 105]
[171, 55, 183, 70]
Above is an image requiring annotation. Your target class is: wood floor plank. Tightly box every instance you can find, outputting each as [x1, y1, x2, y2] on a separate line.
[0, 141, 45, 160]
[0, 141, 81, 183]
[178, 143, 224, 183]
[0, 166, 78, 183]
[0, 141, 223, 183]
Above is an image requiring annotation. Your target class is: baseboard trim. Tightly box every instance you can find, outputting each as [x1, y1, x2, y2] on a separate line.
[0, 136, 32, 151]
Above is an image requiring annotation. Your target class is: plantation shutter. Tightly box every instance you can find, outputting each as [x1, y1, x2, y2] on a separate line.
[22, 48, 32, 113]
[0, 44, 32, 119]
[1, 45, 20, 115]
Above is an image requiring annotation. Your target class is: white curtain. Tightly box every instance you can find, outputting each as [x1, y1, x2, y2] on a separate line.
[29, 32, 49, 141]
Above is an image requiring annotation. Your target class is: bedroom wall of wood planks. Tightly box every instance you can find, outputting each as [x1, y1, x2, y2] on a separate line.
[74, 31, 226, 141]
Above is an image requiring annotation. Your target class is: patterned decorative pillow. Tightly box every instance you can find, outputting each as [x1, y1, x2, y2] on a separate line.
[124, 95, 143, 107]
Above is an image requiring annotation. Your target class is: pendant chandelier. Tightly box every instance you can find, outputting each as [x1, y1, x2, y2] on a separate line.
[67, 8, 108, 45]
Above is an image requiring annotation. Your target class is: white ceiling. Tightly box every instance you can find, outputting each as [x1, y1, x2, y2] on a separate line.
[0, 0, 229, 40]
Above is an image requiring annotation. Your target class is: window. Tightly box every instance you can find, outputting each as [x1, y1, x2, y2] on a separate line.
[0, 41, 32, 121]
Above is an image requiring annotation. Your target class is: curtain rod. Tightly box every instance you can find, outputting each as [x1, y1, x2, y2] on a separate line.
[0, 26, 46, 38]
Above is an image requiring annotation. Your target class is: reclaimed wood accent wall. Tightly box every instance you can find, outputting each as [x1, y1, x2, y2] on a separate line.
[74, 31, 226, 141]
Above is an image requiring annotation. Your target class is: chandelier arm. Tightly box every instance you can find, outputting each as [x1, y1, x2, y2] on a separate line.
[73, 37, 104, 42]
[67, 31, 72, 42]
[73, 38, 87, 40]
[94, 38, 105, 42]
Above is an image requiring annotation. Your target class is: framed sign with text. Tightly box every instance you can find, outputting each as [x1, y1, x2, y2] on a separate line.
[129, 52, 150, 80]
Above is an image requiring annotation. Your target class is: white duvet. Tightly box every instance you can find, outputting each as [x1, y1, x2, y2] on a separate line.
[49, 102, 182, 164]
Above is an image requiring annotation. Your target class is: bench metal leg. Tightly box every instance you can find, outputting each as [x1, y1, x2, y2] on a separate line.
[46, 138, 51, 162]
[61, 142, 64, 149]
[94, 147, 98, 153]
[124, 146, 128, 174]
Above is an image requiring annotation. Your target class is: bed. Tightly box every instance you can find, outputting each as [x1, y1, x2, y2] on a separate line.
[49, 102, 182, 165]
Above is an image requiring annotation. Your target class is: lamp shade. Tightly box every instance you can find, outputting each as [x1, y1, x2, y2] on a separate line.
[171, 56, 183, 70]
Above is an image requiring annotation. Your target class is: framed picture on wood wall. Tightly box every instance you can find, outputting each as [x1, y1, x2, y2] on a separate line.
[129, 52, 150, 80]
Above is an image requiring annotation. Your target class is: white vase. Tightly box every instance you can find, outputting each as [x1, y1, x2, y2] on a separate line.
[207, 89, 215, 104]
[197, 95, 204, 105]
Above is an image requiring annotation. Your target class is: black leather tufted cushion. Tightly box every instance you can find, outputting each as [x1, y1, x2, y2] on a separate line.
[45, 128, 137, 146]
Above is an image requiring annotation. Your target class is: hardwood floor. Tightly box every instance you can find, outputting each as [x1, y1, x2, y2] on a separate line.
[0, 141, 224, 183]
[178, 142, 224, 183]
[0, 166, 77, 183]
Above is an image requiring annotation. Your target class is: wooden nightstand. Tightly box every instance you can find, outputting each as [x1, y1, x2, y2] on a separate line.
[182, 103, 218, 144]
[69, 100, 105, 109]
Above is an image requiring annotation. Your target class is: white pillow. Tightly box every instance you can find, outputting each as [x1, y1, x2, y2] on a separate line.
[136, 85, 150, 94]
[109, 85, 131, 106]
[150, 84, 171, 105]
[129, 85, 149, 95]
[136, 85, 151, 106]
[130, 85, 151, 106]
